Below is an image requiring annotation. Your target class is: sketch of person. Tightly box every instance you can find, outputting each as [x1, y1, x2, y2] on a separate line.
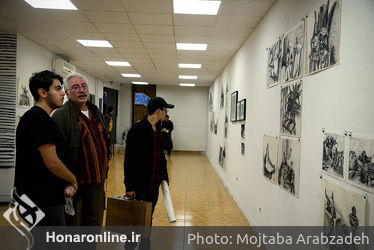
[264, 143, 275, 179]
[278, 144, 295, 193]
[349, 206, 359, 232]
[282, 83, 302, 135]
[309, 0, 337, 72]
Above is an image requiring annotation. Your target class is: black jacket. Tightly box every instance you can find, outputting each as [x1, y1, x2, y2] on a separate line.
[124, 116, 169, 192]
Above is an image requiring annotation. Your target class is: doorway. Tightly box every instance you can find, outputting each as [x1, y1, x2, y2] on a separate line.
[103, 87, 118, 143]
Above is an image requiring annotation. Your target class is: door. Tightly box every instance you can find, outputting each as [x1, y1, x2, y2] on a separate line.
[103, 87, 118, 143]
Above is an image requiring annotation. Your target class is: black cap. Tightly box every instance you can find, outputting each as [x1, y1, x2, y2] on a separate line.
[147, 97, 174, 114]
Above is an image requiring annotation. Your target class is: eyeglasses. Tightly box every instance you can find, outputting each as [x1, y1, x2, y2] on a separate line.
[70, 83, 88, 91]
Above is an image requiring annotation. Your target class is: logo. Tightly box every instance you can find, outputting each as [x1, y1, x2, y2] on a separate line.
[3, 188, 45, 249]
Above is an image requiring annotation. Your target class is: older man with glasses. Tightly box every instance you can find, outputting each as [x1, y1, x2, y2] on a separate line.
[52, 72, 110, 226]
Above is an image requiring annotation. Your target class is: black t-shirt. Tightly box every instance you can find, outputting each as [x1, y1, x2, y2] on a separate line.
[14, 106, 65, 207]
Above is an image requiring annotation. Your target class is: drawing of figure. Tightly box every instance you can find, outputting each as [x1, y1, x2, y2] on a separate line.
[267, 38, 282, 85]
[309, 0, 337, 72]
[278, 142, 295, 193]
[264, 143, 275, 180]
[281, 82, 302, 135]
[349, 206, 359, 232]
[19, 86, 31, 106]
[350, 150, 374, 187]
[293, 36, 303, 78]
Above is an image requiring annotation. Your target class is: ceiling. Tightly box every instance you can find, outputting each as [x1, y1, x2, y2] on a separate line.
[0, 0, 275, 86]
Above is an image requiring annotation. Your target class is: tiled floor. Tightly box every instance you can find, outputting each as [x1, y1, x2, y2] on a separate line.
[0, 151, 248, 226]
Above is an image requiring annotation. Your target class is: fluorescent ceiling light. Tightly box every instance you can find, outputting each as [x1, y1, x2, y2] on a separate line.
[176, 43, 207, 51]
[173, 0, 221, 15]
[121, 74, 141, 78]
[106, 61, 131, 66]
[24, 0, 77, 9]
[77, 40, 113, 47]
[179, 83, 195, 87]
[178, 63, 201, 68]
[179, 75, 197, 79]
[132, 82, 148, 85]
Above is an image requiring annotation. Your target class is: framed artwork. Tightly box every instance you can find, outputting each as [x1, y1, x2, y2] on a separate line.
[266, 37, 282, 88]
[348, 136, 374, 193]
[306, 0, 341, 75]
[280, 80, 303, 137]
[320, 178, 366, 230]
[322, 133, 345, 180]
[230, 91, 238, 122]
[238, 99, 246, 121]
[17, 77, 33, 108]
[236, 102, 240, 121]
[280, 20, 305, 83]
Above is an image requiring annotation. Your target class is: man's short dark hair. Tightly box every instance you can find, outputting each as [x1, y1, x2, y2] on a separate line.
[166, 115, 169, 118]
[107, 106, 114, 113]
[147, 97, 174, 115]
[29, 70, 63, 101]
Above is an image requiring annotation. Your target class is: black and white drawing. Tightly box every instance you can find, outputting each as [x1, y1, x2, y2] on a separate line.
[220, 82, 224, 109]
[17, 77, 33, 108]
[263, 135, 279, 184]
[306, 0, 341, 75]
[208, 89, 213, 111]
[241, 143, 245, 156]
[219, 145, 226, 168]
[210, 112, 215, 133]
[213, 114, 218, 135]
[320, 178, 366, 235]
[236, 102, 240, 121]
[348, 136, 374, 193]
[280, 80, 303, 137]
[322, 133, 345, 179]
[241, 124, 245, 139]
[230, 91, 238, 122]
[266, 37, 282, 88]
[277, 138, 300, 197]
[224, 111, 228, 139]
[280, 21, 304, 83]
[238, 99, 246, 121]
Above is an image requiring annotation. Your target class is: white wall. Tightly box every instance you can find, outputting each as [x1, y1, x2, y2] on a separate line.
[157, 86, 208, 151]
[206, 0, 374, 226]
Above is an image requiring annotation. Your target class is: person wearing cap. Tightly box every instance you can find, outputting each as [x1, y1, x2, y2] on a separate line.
[124, 97, 174, 216]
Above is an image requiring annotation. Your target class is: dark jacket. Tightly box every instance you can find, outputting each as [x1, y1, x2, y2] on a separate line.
[52, 100, 110, 180]
[124, 116, 169, 192]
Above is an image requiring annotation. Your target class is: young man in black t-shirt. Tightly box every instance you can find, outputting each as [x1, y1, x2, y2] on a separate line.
[14, 70, 78, 226]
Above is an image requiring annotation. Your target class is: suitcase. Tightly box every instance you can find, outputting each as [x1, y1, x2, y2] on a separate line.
[106, 196, 152, 226]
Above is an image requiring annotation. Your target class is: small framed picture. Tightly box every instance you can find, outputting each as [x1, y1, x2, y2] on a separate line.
[230, 91, 238, 122]
[238, 99, 246, 121]
[236, 102, 240, 121]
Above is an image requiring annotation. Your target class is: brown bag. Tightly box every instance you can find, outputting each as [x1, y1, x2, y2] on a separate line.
[106, 196, 152, 226]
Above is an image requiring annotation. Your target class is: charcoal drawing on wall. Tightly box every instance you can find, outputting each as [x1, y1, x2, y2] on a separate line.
[266, 37, 282, 88]
[263, 135, 279, 184]
[241, 143, 245, 156]
[280, 21, 304, 83]
[277, 138, 300, 197]
[348, 136, 374, 193]
[230, 91, 238, 122]
[280, 80, 303, 137]
[241, 124, 245, 139]
[208, 89, 213, 111]
[322, 133, 344, 179]
[17, 77, 32, 108]
[320, 178, 366, 233]
[306, 0, 341, 75]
